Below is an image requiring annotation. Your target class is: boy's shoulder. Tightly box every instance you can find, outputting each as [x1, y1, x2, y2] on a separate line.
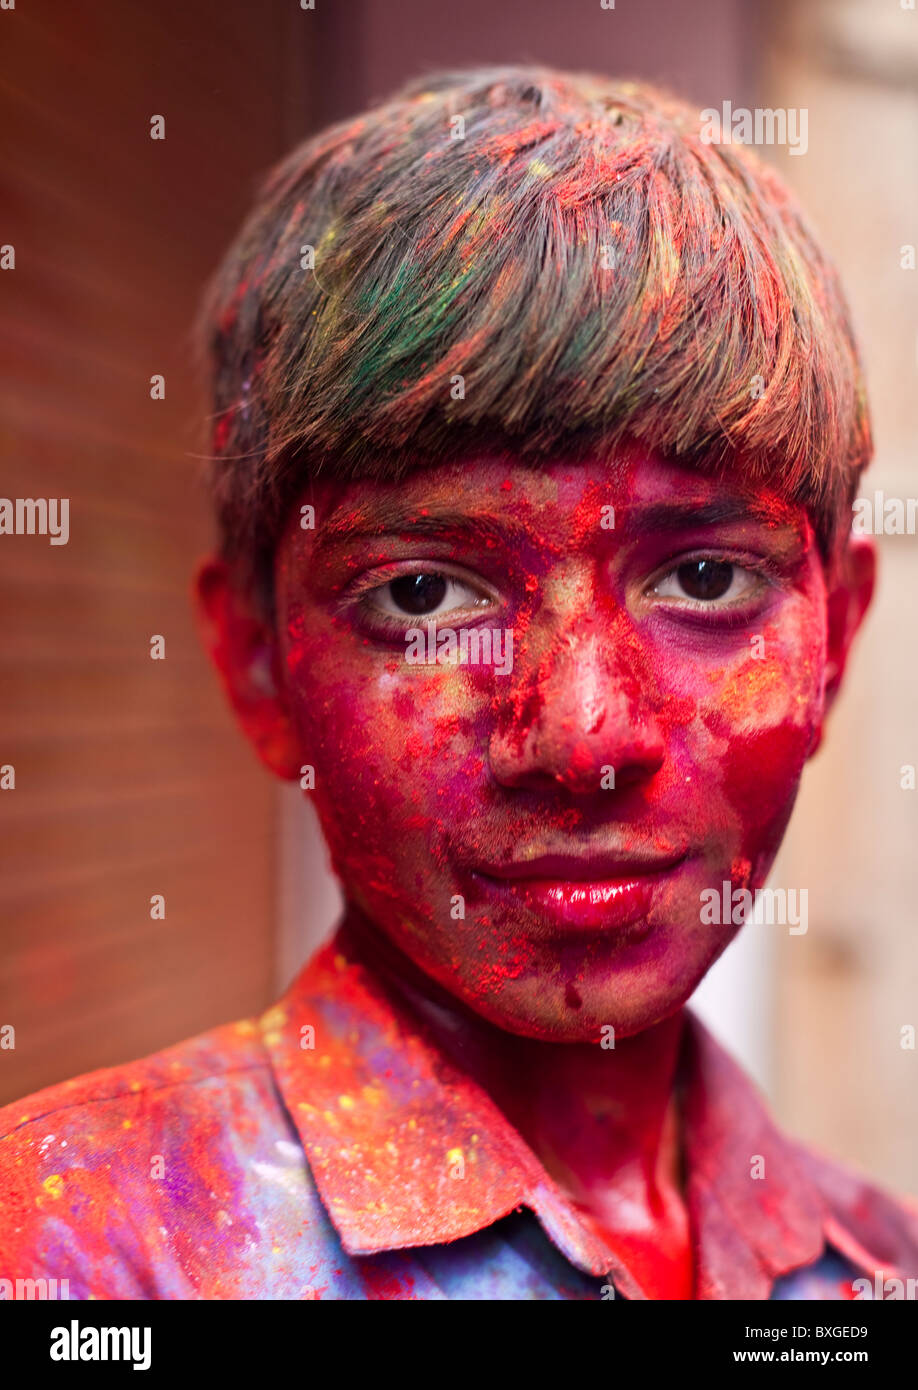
[791, 1137, 918, 1287]
[0, 1014, 339, 1299]
[682, 1012, 918, 1291]
[0, 1015, 270, 1146]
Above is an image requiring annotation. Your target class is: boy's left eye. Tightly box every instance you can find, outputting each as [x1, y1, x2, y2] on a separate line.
[653, 559, 760, 606]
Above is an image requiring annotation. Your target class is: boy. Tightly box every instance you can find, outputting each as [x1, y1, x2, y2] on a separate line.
[2, 66, 916, 1300]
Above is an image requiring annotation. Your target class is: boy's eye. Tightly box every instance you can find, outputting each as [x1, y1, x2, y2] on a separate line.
[369, 571, 491, 618]
[654, 559, 758, 605]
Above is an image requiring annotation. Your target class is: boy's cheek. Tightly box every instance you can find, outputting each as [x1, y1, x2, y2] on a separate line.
[286, 644, 482, 837]
[669, 594, 825, 743]
[683, 630, 824, 874]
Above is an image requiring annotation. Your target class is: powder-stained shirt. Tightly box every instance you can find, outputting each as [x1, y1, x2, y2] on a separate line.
[2, 930, 917, 1301]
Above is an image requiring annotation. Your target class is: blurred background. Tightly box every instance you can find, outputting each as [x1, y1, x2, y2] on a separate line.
[1, 0, 916, 1194]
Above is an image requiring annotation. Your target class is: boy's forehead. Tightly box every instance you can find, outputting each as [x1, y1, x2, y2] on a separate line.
[298, 449, 808, 549]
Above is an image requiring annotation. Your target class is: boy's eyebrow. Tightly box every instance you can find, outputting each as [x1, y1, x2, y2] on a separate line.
[624, 498, 801, 534]
[313, 506, 532, 552]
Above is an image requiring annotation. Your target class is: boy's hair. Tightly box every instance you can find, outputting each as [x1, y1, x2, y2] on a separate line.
[198, 65, 871, 595]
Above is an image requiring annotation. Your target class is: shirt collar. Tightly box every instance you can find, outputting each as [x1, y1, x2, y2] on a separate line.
[260, 929, 878, 1299]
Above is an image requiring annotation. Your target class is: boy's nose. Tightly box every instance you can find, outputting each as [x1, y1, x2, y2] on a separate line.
[488, 620, 665, 795]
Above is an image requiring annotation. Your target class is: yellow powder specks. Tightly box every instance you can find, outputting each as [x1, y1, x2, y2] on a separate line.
[42, 1174, 64, 1199]
[653, 227, 681, 301]
[338, 1095, 355, 1111]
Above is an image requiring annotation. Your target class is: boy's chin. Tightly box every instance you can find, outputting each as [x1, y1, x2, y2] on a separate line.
[445, 969, 703, 1045]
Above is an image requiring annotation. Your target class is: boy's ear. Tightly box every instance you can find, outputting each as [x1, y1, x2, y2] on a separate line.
[194, 557, 302, 780]
[809, 532, 876, 758]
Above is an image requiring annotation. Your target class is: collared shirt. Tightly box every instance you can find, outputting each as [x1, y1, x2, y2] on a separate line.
[2, 930, 917, 1300]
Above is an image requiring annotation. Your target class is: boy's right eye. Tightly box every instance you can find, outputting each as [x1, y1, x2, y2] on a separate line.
[364, 569, 494, 620]
[384, 572, 450, 615]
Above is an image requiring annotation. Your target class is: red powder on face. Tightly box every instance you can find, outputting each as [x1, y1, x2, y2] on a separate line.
[274, 449, 828, 1044]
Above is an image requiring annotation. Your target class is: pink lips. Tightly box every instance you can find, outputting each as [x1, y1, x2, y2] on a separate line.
[472, 850, 686, 932]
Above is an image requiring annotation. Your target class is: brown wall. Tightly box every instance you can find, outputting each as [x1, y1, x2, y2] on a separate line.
[0, 0, 320, 1102]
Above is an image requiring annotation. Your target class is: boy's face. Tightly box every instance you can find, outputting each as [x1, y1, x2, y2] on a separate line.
[201, 447, 874, 1042]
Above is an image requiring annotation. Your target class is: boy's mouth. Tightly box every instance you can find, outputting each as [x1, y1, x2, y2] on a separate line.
[469, 848, 688, 934]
